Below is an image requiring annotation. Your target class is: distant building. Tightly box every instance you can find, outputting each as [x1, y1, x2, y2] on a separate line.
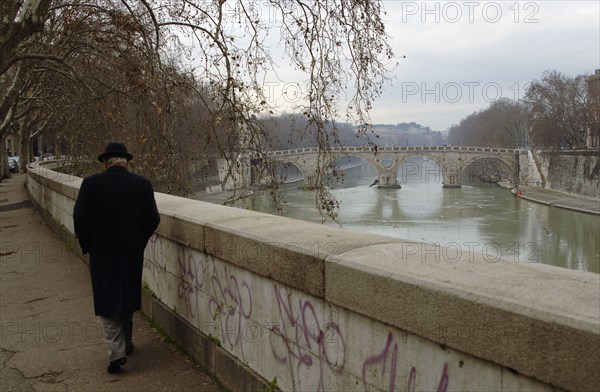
[587, 69, 600, 148]
[371, 123, 443, 146]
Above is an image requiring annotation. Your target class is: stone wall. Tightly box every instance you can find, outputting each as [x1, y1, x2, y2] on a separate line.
[534, 150, 600, 198]
[26, 163, 600, 391]
[519, 150, 544, 187]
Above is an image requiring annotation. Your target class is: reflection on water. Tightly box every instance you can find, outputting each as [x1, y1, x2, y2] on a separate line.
[236, 160, 600, 273]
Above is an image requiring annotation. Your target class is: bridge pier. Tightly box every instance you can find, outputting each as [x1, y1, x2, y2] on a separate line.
[303, 172, 317, 189]
[377, 171, 401, 189]
[442, 183, 462, 188]
[442, 164, 462, 188]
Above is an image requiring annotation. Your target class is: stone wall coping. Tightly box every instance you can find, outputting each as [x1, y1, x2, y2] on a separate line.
[28, 163, 600, 391]
[332, 244, 599, 326]
[28, 165, 82, 200]
[326, 244, 599, 391]
[204, 215, 397, 297]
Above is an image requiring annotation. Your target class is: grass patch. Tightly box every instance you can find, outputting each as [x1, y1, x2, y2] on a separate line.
[142, 281, 158, 300]
[144, 316, 187, 355]
[262, 377, 278, 392]
[207, 333, 221, 347]
[140, 312, 231, 392]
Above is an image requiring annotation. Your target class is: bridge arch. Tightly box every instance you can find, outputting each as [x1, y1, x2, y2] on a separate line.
[460, 155, 516, 184]
[267, 159, 303, 184]
[395, 154, 445, 186]
[325, 155, 379, 185]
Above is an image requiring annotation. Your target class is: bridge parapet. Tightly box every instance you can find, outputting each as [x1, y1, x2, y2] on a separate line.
[26, 162, 599, 392]
[268, 146, 517, 155]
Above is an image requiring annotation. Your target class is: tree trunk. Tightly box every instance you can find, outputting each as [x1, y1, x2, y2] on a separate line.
[19, 120, 30, 172]
[0, 135, 10, 180]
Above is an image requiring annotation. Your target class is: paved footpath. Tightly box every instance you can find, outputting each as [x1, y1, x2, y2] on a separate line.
[518, 186, 600, 215]
[0, 174, 225, 392]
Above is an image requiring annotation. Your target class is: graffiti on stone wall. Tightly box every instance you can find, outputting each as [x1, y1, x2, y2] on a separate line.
[144, 236, 450, 391]
[270, 284, 345, 391]
[208, 259, 253, 360]
[177, 248, 207, 319]
[270, 286, 450, 392]
[144, 234, 166, 283]
[363, 332, 449, 392]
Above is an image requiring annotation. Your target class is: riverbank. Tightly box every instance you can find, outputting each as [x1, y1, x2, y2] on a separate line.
[514, 186, 600, 215]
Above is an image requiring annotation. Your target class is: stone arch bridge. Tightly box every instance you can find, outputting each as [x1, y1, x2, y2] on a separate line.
[266, 146, 521, 188]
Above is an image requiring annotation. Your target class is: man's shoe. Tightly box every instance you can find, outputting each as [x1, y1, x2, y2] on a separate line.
[107, 358, 127, 374]
[126, 343, 135, 356]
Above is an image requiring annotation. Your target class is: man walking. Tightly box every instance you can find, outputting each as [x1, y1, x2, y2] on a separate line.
[73, 142, 160, 374]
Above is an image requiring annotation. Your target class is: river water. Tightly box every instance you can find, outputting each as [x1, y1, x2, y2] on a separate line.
[235, 160, 600, 273]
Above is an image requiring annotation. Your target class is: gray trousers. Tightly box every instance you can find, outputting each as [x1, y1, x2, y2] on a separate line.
[101, 313, 133, 362]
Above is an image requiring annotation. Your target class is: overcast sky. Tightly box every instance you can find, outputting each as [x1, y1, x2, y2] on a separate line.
[190, 1, 599, 132]
[371, 0, 600, 131]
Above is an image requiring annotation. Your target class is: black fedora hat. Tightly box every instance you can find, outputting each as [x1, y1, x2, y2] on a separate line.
[97, 142, 134, 162]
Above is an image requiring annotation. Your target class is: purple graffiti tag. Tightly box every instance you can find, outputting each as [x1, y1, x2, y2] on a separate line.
[143, 234, 165, 282]
[437, 363, 449, 392]
[407, 363, 449, 392]
[177, 280, 195, 317]
[176, 249, 207, 319]
[178, 250, 205, 289]
[302, 301, 346, 374]
[302, 300, 320, 350]
[363, 333, 449, 392]
[270, 285, 345, 392]
[177, 248, 206, 317]
[208, 260, 252, 360]
[270, 285, 311, 368]
[322, 322, 345, 370]
[362, 332, 398, 392]
[407, 367, 416, 392]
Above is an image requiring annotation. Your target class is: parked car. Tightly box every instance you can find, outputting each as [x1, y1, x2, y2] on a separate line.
[8, 156, 19, 173]
[34, 153, 56, 161]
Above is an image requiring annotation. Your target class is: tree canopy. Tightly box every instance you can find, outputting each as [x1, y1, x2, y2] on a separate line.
[1, 0, 396, 218]
[524, 70, 594, 149]
[447, 98, 529, 148]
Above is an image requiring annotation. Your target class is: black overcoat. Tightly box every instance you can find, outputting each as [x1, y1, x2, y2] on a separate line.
[73, 166, 160, 317]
